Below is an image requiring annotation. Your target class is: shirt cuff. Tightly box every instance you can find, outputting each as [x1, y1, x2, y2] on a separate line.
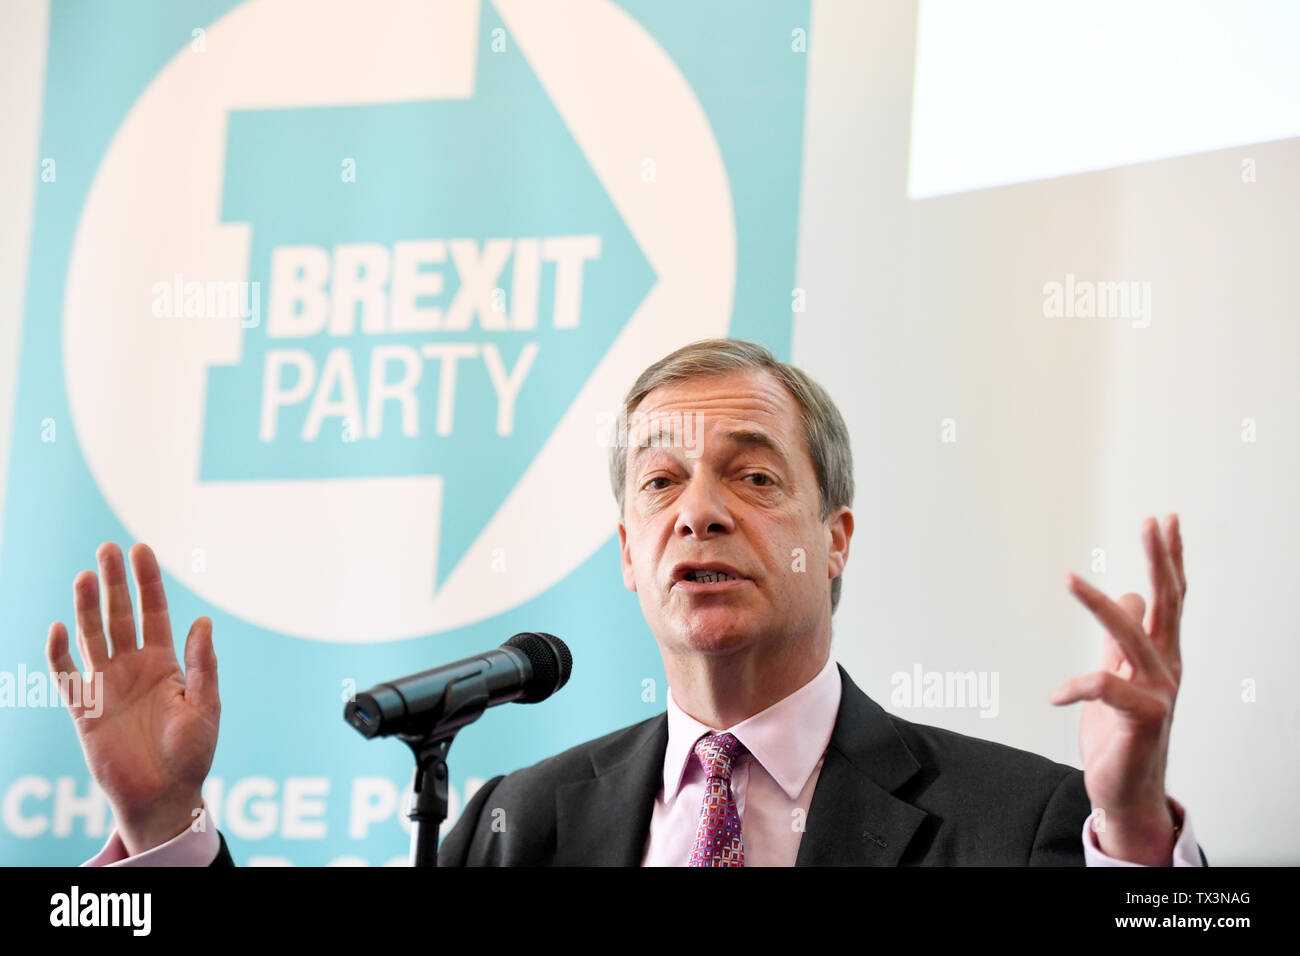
[1081, 796, 1202, 866]
[81, 805, 221, 867]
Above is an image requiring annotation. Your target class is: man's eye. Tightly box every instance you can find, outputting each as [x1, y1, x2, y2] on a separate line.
[643, 477, 671, 491]
[744, 473, 773, 486]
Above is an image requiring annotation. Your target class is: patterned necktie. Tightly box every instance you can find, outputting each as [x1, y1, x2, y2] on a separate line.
[688, 732, 747, 867]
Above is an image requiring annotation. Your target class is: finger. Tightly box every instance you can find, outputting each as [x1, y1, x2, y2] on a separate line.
[45, 621, 86, 717]
[73, 570, 109, 669]
[1103, 592, 1143, 673]
[1164, 513, 1187, 598]
[129, 543, 174, 651]
[97, 542, 138, 656]
[1050, 670, 1164, 719]
[1143, 517, 1181, 654]
[1160, 515, 1185, 675]
[1067, 572, 1164, 677]
[183, 617, 220, 717]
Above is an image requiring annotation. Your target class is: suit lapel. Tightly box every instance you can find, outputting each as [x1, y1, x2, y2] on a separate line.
[553, 713, 668, 866]
[796, 665, 929, 866]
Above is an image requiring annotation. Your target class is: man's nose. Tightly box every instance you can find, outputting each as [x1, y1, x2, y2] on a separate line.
[673, 471, 734, 538]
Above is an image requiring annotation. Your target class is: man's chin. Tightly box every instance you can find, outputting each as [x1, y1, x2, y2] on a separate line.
[668, 611, 760, 655]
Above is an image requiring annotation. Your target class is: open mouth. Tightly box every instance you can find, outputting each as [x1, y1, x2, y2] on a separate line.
[672, 563, 748, 589]
[683, 569, 738, 584]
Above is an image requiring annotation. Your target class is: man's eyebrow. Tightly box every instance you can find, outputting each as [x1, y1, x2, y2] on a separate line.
[626, 424, 789, 472]
[722, 429, 785, 461]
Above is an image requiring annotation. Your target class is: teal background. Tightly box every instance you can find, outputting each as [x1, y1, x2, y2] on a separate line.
[0, 0, 807, 864]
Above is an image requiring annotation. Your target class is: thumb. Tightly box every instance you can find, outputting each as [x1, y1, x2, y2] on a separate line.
[182, 616, 219, 716]
[45, 621, 87, 719]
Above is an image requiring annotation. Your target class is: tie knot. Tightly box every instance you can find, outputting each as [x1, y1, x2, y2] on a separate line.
[693, 732, 745, 780]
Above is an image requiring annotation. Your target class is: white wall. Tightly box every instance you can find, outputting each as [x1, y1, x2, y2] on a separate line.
[0, 0, 49, 561]
[797, 0, 1299, 864]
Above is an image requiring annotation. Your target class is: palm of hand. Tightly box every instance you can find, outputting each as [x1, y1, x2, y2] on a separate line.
[1077, 649, 1171, 815]
[75, 645, 218, 813]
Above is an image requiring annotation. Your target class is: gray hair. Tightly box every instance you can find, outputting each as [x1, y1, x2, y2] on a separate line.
[609, 338, 854, 614]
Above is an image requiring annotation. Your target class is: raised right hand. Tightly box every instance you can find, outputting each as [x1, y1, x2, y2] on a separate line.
[46, 542, 220, 855]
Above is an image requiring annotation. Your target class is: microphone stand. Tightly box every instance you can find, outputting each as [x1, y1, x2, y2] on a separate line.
[399, 673, 491, 868]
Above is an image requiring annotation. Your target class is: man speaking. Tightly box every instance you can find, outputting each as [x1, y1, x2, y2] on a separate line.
[53, 339, 1204, 866]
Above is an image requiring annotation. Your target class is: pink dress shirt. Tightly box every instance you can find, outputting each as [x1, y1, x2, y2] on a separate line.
[86, 655, 1202, 866]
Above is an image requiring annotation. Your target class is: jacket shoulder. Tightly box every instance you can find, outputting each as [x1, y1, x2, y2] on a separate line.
[887, 711, 1082, 786]
[882, 711, 1091, 864]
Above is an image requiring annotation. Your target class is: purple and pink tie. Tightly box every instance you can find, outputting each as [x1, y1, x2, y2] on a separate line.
[688, 732, 747, 867]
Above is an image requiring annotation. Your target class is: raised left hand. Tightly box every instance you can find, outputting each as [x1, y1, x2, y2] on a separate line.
[1051, 514, 1186, 865]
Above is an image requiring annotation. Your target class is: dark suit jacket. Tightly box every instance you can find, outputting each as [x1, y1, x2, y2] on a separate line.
[209, 664, 1206, 866]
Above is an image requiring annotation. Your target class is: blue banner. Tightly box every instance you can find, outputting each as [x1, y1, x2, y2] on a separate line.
[0, 0, 808, 865]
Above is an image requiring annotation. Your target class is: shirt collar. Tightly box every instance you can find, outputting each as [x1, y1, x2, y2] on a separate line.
[662, 654, 842, 803]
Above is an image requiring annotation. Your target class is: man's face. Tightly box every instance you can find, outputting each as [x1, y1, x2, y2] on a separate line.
[617, 368, 852, 659]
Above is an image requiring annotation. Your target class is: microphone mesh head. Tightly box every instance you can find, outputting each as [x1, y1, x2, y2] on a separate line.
[505, 632, 572, 703]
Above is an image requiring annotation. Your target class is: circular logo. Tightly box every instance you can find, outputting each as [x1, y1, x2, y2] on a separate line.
[64, 0, 734, 641]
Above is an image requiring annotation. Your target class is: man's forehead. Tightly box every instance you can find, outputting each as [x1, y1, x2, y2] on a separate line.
[625, 371, 801, 469]
[634, 368, 795, 421]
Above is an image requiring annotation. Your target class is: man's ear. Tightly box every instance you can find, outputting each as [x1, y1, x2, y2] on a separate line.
[826, 506, 853, 581]
[618, 521, 637, 593]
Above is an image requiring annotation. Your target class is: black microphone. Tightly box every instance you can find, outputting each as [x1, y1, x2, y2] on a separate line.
[344, 632, 572, 739]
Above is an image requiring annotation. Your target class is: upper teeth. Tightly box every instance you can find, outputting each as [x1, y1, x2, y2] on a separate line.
[691, 570, 733, 583]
